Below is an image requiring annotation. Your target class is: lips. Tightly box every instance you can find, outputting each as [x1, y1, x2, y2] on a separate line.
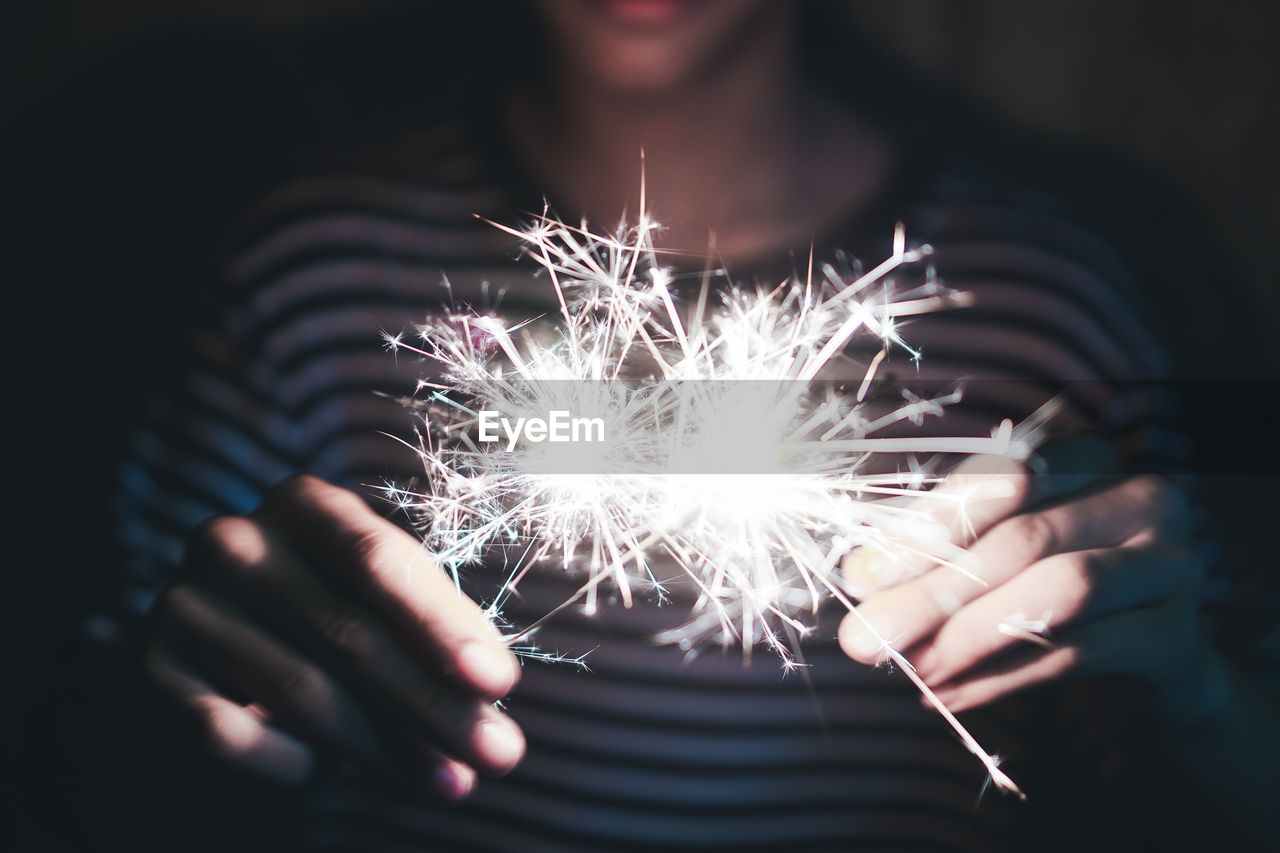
[592, 0, 703, 27]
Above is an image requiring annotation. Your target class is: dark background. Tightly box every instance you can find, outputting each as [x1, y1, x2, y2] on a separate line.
[6, 1, 1279, 849]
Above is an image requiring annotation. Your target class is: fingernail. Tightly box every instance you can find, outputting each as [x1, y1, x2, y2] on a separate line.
[843, 549, 889, 590]
[475, 716, 525, 774]
[840, 614, 887, 661]
[457, 641, 519, 696]
[429, 762, 475, 802]
[842, 547, 876, 577]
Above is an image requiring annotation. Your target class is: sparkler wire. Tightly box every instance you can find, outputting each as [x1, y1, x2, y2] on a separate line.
[378, 207, 1058, 797]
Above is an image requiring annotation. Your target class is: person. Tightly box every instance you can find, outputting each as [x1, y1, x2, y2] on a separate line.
[113, 0, 1279, 848]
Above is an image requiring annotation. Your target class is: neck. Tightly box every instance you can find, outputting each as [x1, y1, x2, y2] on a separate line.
[512, 17, 801, 246]
[507, 16, 893, 263]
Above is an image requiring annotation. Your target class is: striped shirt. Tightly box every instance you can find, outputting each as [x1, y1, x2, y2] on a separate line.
[114, 107, 1201, 851]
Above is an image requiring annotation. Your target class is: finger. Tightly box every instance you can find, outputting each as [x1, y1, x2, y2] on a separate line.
[928, 604, 1180, 712]
[155, 584, 393, 769]
[254, 476, 519, 699]
[928, 643, 1084, 713]
[149, 640, 483, 796]
[914, 541, 1200, 685]
[403, 740, 478, 803]
[432, 756, 478, 803]
[146, 645, 316, 785]
[841, 434, 1121, 593]
[839, 475, 1177, 663]
[187, 516, 525, 773]
[841, 454, 1032, 593]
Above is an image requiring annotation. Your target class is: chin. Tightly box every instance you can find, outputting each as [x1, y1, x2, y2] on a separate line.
[582, 45, 700, 95]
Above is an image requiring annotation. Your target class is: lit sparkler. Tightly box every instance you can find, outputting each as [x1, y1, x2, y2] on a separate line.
[380, 203, 1056, 797]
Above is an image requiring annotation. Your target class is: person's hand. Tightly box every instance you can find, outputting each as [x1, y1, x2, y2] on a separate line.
[145, 475, 523, 800]
[838, 436, 1222, 724]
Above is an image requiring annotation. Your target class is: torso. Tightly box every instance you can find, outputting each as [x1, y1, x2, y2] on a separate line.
[117, 101, 1180, 851]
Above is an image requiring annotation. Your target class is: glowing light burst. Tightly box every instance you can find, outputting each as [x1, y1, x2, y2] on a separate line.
[381, 206, 1054, 797]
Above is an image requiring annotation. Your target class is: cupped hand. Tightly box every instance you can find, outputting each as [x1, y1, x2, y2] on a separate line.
[838, 436, 1222, 723]
[145, 475, 523, 800]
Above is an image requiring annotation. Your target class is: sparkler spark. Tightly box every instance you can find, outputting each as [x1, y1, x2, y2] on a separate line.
[380, 205, 1055, 798]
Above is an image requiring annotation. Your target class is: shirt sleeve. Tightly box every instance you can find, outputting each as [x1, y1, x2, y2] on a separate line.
[102, 283, 302, 647]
